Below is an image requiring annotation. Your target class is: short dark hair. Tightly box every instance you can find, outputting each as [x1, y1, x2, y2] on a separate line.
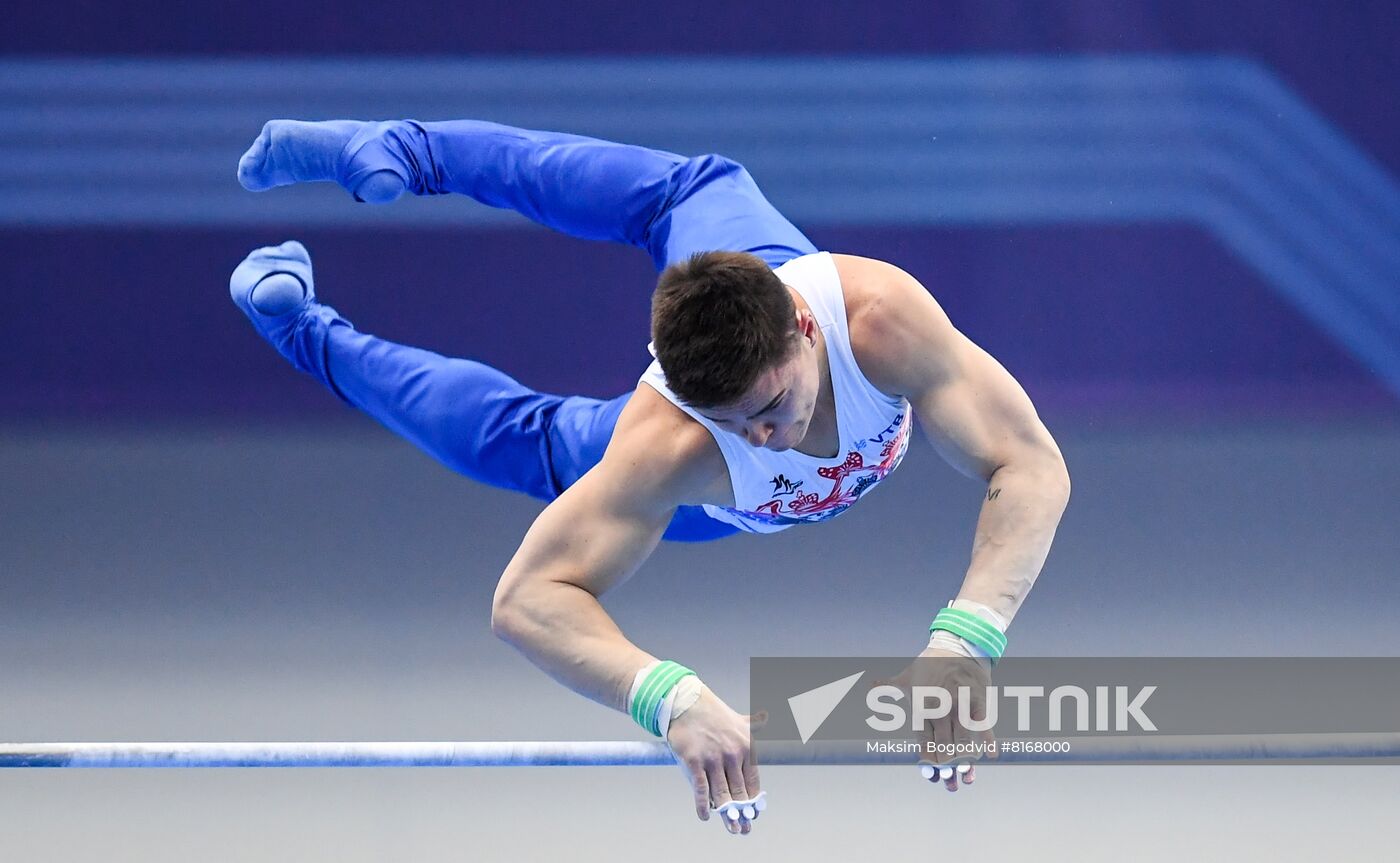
[650, 251, 798, 408]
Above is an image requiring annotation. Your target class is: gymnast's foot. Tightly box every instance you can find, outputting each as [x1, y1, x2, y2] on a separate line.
[237, 120, 407, 203]
[229, 240, 348, 369]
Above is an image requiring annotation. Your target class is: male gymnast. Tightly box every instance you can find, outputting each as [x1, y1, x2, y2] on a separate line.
[230, 119, 1071, 834]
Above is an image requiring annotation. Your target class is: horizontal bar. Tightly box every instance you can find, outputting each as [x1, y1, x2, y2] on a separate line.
[2, 734, 1398, 768]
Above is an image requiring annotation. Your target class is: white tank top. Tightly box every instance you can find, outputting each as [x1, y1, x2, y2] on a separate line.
[639, 252, 912, 534]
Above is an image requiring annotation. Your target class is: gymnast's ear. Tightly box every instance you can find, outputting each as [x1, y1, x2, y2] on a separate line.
[794, 307, 819, 347]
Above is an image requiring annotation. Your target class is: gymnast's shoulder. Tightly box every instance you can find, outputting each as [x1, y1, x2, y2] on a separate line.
[831, 254, 959, 397]
[602, 382, 732, 505]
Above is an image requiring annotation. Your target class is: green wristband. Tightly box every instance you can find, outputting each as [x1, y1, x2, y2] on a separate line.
[629, 661, 696, 737]
[929, 608, 1008, 664]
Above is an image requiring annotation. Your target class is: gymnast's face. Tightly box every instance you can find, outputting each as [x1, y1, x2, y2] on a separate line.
[699, 309, 822, 452]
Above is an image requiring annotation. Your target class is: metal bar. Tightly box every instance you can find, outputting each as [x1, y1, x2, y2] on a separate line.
[3, 733, 1398, 768]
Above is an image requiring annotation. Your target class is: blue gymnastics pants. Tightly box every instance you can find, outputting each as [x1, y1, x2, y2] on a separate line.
[294, 121, 817, 541]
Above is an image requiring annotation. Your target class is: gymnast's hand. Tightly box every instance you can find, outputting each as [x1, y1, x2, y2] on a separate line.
[665, 688, 766, 835]
[874, 649, 996, 792]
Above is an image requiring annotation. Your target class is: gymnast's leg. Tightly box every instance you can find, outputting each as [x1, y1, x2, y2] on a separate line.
[229, 240, 736, 542]
[234, 119, 806, 541]
[237, 119, 816, 270]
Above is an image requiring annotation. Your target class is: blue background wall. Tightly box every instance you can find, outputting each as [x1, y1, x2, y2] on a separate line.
[3, 2, 1400, 420]
[3, 4, 1398, 861]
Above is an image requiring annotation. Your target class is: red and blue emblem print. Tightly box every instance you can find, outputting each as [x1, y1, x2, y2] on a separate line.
[737, 411, 911, 527]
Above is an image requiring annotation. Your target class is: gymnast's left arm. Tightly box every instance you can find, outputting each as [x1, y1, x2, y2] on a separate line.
[845, 254, 1070, 630]
[841, 255, 1071, 785]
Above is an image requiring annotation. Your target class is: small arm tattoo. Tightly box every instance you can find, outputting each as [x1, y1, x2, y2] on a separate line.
[986, 487, 1002, 502]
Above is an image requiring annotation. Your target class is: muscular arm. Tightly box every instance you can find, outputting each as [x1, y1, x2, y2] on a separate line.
[841, 256, 1071, 624]
[492, 392, 764, 827]
[489, 385, 726, 711]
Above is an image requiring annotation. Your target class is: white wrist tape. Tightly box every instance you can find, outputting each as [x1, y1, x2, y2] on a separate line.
[628, 660, 662, 706]
[628, 661, 705, 740]
[951, 598, 1009, 630]
[927, 598, 1008, 660]
[657, 675, 704, 739]
[928, 629, 978, 656]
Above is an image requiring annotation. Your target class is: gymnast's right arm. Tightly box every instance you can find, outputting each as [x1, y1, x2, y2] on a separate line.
[490, 387, 762, 832]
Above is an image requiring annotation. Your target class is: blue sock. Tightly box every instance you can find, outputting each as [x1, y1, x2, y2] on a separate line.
[237, 120, 406, 203]
[228, 240, 348, 392]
